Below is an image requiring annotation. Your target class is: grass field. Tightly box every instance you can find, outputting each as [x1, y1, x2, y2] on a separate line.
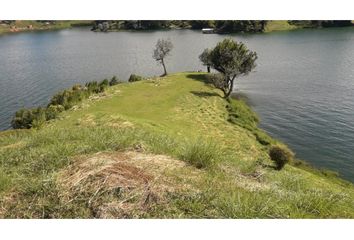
[264, 20, 301, 32]
[0, 72, 353, 218]
[0, 21, 92, 35]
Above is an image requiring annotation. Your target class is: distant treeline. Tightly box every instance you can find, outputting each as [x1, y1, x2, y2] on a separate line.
[91, 20, 353, 33]
[288, 20, 353, 28]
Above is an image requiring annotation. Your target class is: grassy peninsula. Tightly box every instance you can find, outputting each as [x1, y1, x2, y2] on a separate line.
[0, 21, 92, 35]
[0, 72, 353, 218]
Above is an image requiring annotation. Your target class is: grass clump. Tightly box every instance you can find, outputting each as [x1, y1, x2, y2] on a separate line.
[269, 145, 294, 170]
[179, 140, 220, 169]
[128, 74, 144, 82]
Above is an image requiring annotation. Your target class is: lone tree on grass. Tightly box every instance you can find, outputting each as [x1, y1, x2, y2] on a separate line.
[153, 38, 173, 76]
[199, 39, 257, 98]
[199, 48, 212, 73]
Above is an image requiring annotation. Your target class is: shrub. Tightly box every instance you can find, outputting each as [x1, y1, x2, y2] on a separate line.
[45, 105, 65, 120]
[12, 78, 111, 129]
[269, 145, 294, 170]
[99, 79, 109, 92]
[179, 140, 219, 169]
[72, 84, 83, 91]
[49, 89, 87, 110]
[109, 76, 120, 86]
[11, 107, 47, 129]
[85, 81, 100, 94]
[128, 74, 144, 82]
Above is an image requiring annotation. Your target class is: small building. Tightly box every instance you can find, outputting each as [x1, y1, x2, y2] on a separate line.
[202, 28, 215, 34]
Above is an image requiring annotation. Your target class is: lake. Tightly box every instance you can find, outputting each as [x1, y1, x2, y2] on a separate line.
[0, 27, 353, 181]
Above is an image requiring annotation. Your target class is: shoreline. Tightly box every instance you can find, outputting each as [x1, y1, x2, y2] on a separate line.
[1, 72, 352, 184]
[0, 20, 92, 36]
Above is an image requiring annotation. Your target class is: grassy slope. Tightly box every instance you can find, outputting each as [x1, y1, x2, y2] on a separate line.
[0, 72, 353, 218]
[264, 21, 301, 32]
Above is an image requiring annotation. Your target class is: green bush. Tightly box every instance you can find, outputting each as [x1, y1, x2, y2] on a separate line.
[99, 79, 109, 92]
[12, 77, 112, 129]
[45, 105, 65, 120]
[128, 74, 144, 82]
[72, 84, 83, 91]
[11, 107, 47, 129]
[109, 76, 121, 86]
[269, 145, 294, 170]
[85, 81, 100, 94]
[49, 89, 87, 110]
[179, 140, 219, 169]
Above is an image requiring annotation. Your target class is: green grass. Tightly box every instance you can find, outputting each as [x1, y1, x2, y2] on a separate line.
[0, 72, 353, 218]
[264, 20, 301, 32]
[0, 21, 92, 35]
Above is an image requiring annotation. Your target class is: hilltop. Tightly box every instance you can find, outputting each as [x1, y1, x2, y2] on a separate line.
[0, 72, 353, 218]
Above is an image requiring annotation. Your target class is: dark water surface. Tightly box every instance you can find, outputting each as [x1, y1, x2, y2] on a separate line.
[0, 27, 353, 181]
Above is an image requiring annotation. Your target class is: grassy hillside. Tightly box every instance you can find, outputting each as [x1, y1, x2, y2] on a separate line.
[0, 72, 353, 218]
[264, 20, 301, 32]
[0, 21, 92, 35]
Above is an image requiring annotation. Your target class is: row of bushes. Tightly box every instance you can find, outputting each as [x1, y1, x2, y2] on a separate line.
[11, 76, 125, 129]
[11, 74, 146, 129]
[11, 105, 65, 129]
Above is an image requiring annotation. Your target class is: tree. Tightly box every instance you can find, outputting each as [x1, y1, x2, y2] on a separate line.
[199, 48, 212, 73]
[200, 39, 257, 98]
[153, 39, 173, 76]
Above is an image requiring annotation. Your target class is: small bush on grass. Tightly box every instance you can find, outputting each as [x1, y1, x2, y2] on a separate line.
[269, 145, 294, 170]
[45, 105, 65, 120]
[11, 107, 47, 129]
[179, 140, 220, 169]
[85, 81, 100, 94]
[109, 76, 121, 86]
[99, 79, 109, 92]
[128, 74, 144, 82]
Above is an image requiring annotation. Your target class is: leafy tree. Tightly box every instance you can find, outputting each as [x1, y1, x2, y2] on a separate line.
[200, 39, 257, 98]
[153, 39, 173, 76]
[199, 48, 212, 73]
[215, 21, 267, 33]
[190, 20, 215, 29]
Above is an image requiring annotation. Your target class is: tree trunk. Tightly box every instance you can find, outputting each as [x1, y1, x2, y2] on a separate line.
[207, 65, 210, 73]
[224, 76, 235, 98]
[161, 59, 167, 76]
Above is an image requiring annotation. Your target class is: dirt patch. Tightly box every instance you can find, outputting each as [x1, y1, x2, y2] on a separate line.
[57, 151, 199, 218]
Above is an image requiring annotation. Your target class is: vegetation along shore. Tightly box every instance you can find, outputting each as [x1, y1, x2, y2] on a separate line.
[1, 70, 353, 218]
[0, 20, 92, 35]
[0, 34, 353, 218]
[1, 20, 353, 36]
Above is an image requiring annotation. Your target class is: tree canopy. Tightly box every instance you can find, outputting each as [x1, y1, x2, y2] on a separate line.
[200, 39, 257, 97]
[153, 39, 173, 76]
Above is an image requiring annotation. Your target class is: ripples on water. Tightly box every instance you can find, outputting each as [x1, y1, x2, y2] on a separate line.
[0, 27, 353, 181]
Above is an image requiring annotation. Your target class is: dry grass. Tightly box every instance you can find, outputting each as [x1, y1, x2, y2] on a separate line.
[57, 151, 201, 218]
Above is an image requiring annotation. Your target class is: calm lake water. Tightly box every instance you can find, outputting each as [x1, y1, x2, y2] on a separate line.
[0, 27, 353, 181]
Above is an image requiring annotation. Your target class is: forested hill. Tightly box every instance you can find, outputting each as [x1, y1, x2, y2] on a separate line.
[91, 20, 354, 33]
